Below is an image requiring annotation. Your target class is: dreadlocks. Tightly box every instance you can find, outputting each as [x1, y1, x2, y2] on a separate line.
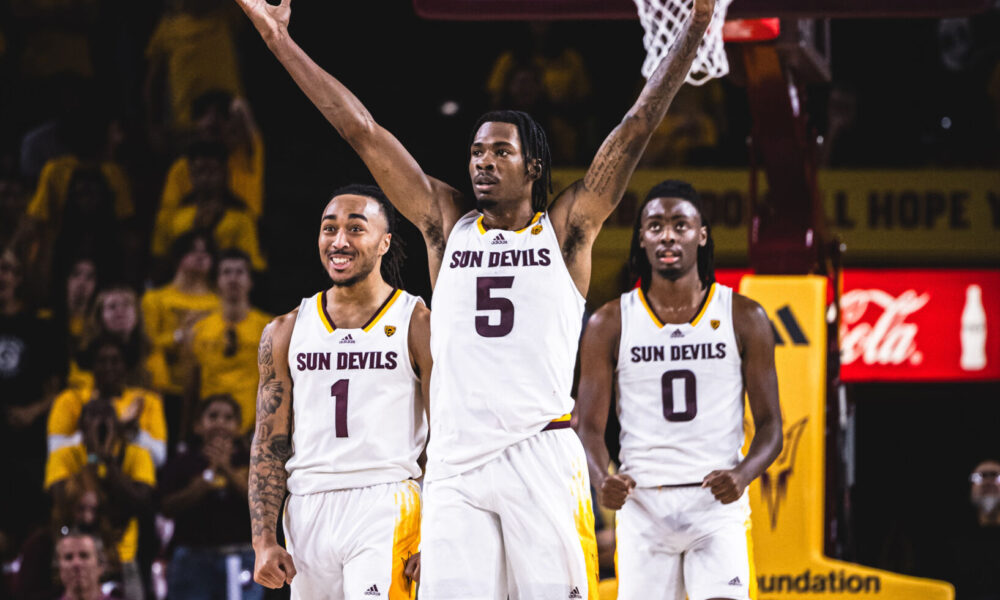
[627, 179, 715, 290]
[328, 183, 407, 289]
[471, 110, 553, 213]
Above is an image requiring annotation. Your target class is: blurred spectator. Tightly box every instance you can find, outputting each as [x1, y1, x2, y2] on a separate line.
[71, 285, 169, 393]
[486, 22, 592, 163]
[54, 530, 110, 600]
[639, 82, 726, 167]
[187, 249, 270, 436]
[144, 0, 244, 140]
[18, 147, 133, 298]
[17, 471, 121, 600]
[938, 459, 1000, 600]
[44, 400, 155, 600]
[157, 92, 265, 222]
[151, 141, 265, 275]
[158, 395, 260, 600]
[0, 246, 64, 559]
[48, 334, 168, 468]
[141, 231, 219, 444]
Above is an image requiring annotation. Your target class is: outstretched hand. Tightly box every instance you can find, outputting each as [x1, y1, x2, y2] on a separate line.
[235, 0, 291, 43]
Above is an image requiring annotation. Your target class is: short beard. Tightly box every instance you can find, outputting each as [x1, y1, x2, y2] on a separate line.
[476, 197, 499, 211]
[329, 257, 378, 288]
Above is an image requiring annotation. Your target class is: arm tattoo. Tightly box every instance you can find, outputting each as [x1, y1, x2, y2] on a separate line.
[248, 323, 293, 543]
[583, 135, 633, 197]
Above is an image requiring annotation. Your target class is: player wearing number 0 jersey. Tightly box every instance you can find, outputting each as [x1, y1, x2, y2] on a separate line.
[577, 180, 784, 600]
[247, 185, 432, 600]
[236, 0, 717, 595]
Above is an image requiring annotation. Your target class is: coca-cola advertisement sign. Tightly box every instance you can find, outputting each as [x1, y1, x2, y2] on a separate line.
[840, 269, 999, 382]
[715, 269, 1000, 382]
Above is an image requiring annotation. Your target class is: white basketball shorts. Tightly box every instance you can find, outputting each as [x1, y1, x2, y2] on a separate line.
[615, 485, 755, 600]
[419, 428, 599, 600]
[283, 479, 420, 600]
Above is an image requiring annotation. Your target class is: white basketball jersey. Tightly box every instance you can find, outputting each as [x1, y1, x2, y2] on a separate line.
[426, 211, 585, 481]
[616, 284, 745, 487]
[285, 289, 427, 494]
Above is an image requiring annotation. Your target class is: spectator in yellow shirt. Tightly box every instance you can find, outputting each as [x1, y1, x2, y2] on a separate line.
[188, 249, 271, 435]
[45, 400, 155, 600]
[142, 231, 219, 441]
[49, 334, 168, 467]
[144, 0, 244, 136]
[156, 91, 265, 223]
[151, 142, 266, 274]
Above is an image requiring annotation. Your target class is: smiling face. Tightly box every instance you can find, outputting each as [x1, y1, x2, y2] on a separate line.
[469, 121, 537, 211]
[318, 194, 391, 287]
[196, 397, 240, 441]
[639, 196, 707, 281]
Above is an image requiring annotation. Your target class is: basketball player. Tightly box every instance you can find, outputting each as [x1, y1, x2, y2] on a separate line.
[248, 184, 431, 599]
[576, 180, 784, 600]
[236, 0, 714, 596]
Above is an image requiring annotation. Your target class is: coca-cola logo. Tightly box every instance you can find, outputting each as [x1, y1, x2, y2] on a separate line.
[840, 289, 930, 367]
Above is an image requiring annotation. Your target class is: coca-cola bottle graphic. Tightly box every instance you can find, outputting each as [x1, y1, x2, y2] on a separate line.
[960, 284, 987, 371]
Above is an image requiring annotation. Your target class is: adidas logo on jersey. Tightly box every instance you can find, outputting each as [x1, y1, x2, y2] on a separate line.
[729, 577, 742, 586]
[569, 587, 582, 598]
[491, 233, 508, 245]
[364, 584, 380, 596]
[340, 334, 355, 344]
[671, 329, 685, 338]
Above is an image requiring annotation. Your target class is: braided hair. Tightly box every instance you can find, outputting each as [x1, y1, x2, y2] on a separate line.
[471, 110, 553, 213]
[328, 184, 406, 289]
[627, 180, 715, 290]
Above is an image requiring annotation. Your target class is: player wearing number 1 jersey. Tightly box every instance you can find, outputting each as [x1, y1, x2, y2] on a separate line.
[248, 185, 432, 599]
[577, 180, 784, 600]
[236, 0, 715, 596]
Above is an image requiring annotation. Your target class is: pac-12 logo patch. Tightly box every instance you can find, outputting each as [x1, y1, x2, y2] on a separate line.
[385, 325, 396, 337]
[711, 319, 721, 329]
[531, 224, 543, 235]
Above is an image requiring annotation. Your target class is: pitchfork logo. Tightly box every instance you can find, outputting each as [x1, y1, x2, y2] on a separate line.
[760, 416, 809, 530]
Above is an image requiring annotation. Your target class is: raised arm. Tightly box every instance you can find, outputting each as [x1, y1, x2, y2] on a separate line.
[248, 312, 297, 588]
[703, 294, 783, 503]
[235, 0, 465, 280]
[576, 301, 634, 510]
[549, 0, 715, 281]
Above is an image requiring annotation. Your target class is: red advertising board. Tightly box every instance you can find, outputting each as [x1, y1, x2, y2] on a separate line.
[713, 268, 1000, 382]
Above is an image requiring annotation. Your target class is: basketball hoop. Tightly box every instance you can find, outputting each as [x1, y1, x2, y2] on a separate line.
[633, 0, 735, 85]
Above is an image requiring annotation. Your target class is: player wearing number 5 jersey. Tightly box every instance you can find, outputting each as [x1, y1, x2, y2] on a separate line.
[577, 180, 784, 600]
[235, 0, 716, 595]
[248, 185, 432, 600]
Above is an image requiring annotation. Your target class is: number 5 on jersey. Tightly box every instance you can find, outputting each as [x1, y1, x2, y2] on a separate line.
[476, 276, 514, 337]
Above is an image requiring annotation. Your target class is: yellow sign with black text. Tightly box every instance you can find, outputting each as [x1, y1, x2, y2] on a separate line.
[551, 168, 1000, 307]
[739, 275, 953, 600]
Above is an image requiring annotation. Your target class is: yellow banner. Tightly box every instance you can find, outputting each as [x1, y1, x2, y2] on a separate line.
[738, 275, 952, 600]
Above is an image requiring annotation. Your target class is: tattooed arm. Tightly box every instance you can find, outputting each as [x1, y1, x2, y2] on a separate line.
[249, 310, 298, 589]
[548, 0, 715, 294]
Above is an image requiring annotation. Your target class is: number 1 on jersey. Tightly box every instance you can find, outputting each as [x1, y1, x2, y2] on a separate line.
[331, 378, 349, 437]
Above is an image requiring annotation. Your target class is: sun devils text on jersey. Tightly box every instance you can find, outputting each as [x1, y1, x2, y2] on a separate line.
[285, 289, 427, 494]
[426, 211, 585, 481]
[616, 283, 745, 486]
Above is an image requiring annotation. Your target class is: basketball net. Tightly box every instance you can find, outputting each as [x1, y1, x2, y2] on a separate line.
[633, 0, 734, 85]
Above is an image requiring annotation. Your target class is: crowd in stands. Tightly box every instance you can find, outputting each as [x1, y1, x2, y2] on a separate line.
[0, 0, 998, 598]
